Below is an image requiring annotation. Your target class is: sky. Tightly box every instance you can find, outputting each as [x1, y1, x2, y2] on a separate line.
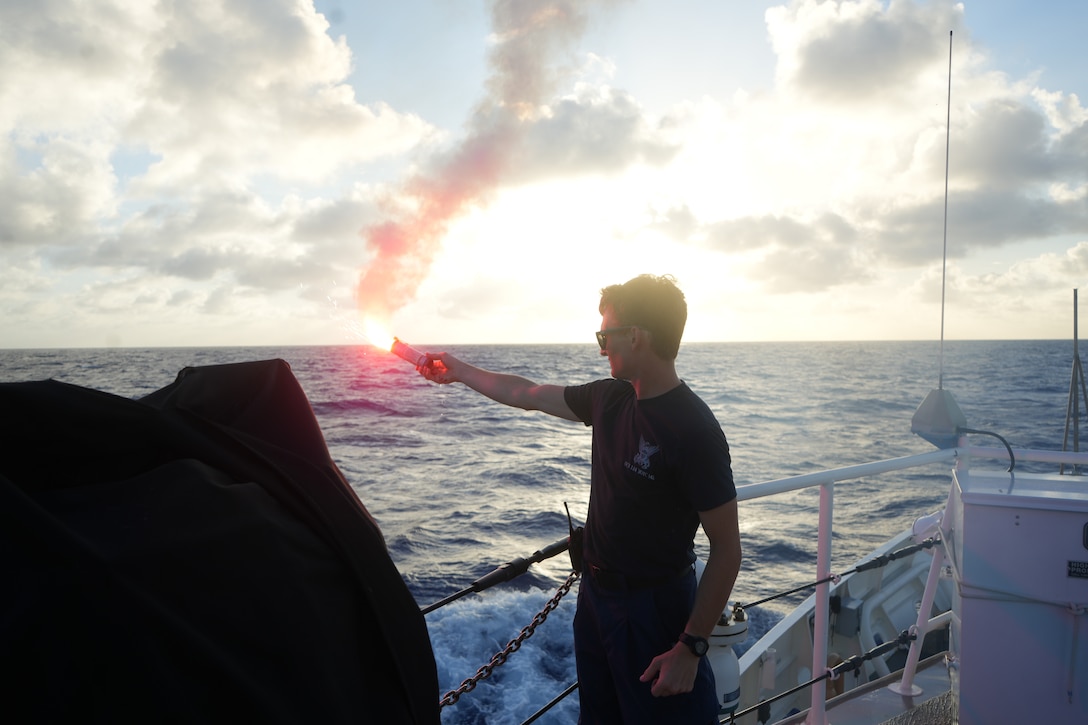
[2, 0, 1087, 349]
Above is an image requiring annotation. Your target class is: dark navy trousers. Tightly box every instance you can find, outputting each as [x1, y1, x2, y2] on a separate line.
[574, 569, 718, 724]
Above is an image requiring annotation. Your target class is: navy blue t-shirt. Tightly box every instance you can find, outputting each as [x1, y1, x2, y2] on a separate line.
[564, 379, 736, 578]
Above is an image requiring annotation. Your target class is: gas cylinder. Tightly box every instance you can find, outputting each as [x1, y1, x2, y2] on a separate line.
[709, 605, 748, 715]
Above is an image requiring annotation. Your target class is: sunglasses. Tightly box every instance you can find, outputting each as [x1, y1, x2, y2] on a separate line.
[595, 326, 635, 350]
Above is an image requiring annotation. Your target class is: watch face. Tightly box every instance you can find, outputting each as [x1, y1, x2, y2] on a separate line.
[681, 633, 709, 656]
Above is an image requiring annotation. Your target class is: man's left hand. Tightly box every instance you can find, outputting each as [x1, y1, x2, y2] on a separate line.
[638, 641, 699, 697]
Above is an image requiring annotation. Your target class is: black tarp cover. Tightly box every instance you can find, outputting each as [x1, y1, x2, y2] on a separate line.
[1, 359, 439, 724]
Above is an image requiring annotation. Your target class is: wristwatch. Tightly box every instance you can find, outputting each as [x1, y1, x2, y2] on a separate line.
[678, 632, 709, 657]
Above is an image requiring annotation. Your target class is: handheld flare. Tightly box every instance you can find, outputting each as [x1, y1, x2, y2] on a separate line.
[391, 337, 428, 368]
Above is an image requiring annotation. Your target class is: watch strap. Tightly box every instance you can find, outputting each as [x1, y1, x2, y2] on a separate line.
[678, 631, 709, 657]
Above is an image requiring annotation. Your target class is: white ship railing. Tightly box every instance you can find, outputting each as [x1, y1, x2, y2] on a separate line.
[732, 441, 1088, 725]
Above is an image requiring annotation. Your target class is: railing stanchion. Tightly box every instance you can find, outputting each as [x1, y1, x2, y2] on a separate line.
[807, 481, 834, 725]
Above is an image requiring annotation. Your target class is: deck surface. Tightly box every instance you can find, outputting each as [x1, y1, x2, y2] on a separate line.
[771, 654, 953, 725]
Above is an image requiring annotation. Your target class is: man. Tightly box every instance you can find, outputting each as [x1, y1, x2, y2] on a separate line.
[419, 274, 740, 724]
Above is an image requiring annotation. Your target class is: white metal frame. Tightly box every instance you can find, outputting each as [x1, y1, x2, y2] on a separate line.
[733, 443, 1088, 725]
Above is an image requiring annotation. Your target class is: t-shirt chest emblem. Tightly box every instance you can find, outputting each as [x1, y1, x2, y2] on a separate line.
[631, 435, 660, 472]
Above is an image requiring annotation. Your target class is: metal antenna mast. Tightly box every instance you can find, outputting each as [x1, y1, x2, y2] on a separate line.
[938, 30, 952, 390]
[1061, 289, 1088, 474]
[911, 31, 967, 449]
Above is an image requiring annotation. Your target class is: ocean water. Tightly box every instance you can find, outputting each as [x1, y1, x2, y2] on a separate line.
[2, 340, 1082, 723]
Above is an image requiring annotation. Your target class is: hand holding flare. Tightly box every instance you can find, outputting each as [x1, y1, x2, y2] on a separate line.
[390, 338, 428, 368]
[363, 319, 439, 372]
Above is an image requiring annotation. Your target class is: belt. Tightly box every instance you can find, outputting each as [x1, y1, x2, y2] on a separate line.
[585, 563, 693, 591]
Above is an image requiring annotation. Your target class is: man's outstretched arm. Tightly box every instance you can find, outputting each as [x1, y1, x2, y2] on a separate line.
[419, 351, 579, 421]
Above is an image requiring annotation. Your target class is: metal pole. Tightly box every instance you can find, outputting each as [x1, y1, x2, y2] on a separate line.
[807, 483, 834, 725]
[1075, 289, 1080, 454]
[938, 30, 953, 390]
[1063, 289, 1083, 473]
[889, 544, 946, 695]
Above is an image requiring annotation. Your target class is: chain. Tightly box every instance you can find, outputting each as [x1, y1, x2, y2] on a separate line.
[439, 571, 580, 709]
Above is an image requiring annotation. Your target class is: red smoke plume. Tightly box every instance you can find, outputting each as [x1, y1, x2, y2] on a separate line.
[355, 1, 592, 324]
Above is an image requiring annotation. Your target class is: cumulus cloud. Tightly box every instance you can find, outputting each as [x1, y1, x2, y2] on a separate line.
[647, 0, 1088, 298]
[509, 87, 678, 179]
[770, 0, 958, 105]
[698, 212, 868, 292]
[1, 1, 427, 201]
[0, 0, 432, 316]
